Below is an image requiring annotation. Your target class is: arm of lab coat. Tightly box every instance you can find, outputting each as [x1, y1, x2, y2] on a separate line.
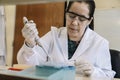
[91, 40, 115, 78]
[17, 43, 47, 65]
[92, 66, 115, 78]
[17, 31, 53, 65]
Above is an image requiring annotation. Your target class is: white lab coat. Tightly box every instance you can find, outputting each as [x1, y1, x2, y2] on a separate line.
[17, 27, 115, 78]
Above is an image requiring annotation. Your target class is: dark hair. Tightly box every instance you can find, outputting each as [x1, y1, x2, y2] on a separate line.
[66, 0, 96, 18]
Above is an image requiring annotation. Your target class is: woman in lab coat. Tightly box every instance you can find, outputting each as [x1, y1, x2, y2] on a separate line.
[17, 0, 115, 78]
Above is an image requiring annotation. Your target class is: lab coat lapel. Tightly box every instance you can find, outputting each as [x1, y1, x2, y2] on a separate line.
[58, 27, 68, 61]
[71, 28, 91, 60]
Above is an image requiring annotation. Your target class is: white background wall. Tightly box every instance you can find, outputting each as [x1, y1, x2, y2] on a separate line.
[94, 8, 120, 51]
[4, 0, 120, 66]
[94, 0, 120, 51]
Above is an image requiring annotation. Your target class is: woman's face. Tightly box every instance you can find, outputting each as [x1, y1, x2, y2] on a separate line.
[66, 2, 93, 41]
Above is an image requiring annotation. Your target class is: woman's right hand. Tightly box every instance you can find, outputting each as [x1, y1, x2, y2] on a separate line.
[22, 17, 38, 47]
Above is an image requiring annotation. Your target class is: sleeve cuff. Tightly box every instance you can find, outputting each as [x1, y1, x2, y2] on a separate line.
[23, 41, 36, 51]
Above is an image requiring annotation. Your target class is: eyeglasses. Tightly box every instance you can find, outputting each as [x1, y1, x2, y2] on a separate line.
[66, 11, 91, 22]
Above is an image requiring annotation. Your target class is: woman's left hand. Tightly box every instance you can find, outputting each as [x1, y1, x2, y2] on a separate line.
[75, 59, 94, 76]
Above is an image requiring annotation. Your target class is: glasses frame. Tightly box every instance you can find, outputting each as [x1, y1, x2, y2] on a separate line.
[66, 11, 91, 22]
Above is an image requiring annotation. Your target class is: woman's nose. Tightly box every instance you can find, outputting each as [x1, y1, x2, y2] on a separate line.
[72, 19, 79, 26]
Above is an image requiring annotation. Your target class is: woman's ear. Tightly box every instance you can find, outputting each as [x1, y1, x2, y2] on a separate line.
[87, 17, 93, 26]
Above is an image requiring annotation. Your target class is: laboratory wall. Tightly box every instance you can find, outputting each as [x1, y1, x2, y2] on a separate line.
[5, 5, 16, 66]
[94, 0, 120, 51]
[94, 8, 120, 51]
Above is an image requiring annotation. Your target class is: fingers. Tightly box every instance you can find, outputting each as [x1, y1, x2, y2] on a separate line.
[76, 65, 93, 76]
[23, 17, 34, 25]
[76, 64, 90, 70]
[23, 17, 28, 24]
[24, 22, 36, 31]
[22, 17, 38, 37]
[22, 25, 38, 39]
[84, 70, 92, 76]
[75, 59, 94, 76]
[76, 63, 92, 72]
[29, 20, 34, 23]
